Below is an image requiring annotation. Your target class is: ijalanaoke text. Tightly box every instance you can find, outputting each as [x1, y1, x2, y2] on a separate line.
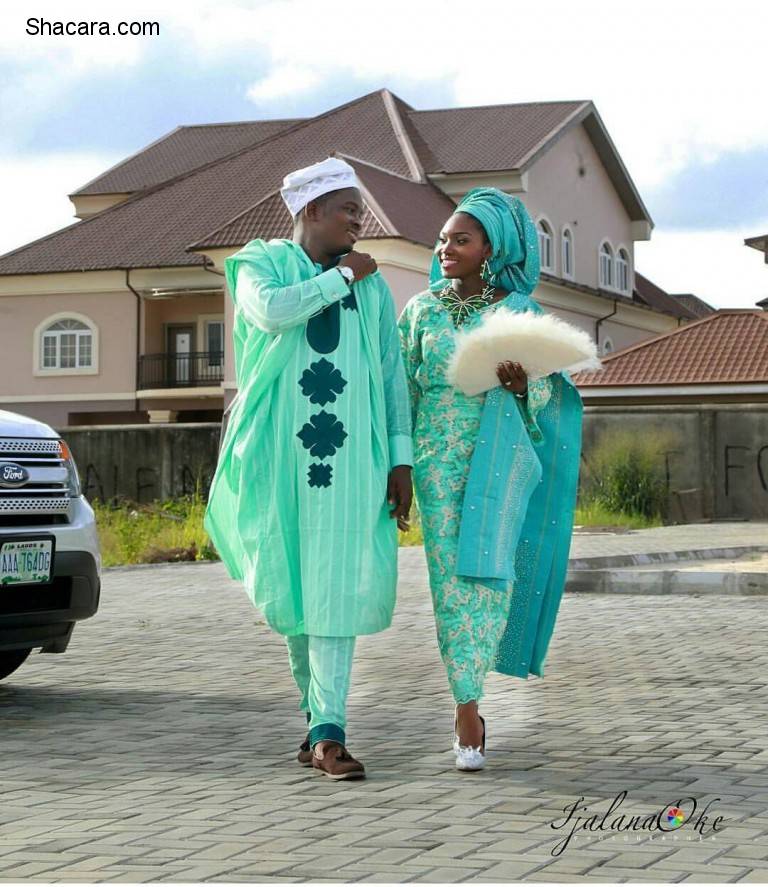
[549, 791, 726, 856]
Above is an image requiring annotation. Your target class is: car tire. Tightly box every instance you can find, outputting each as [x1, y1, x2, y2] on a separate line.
[0, 648, 32, 681]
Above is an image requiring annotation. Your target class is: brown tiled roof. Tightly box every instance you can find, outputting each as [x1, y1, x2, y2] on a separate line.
[633, 272, 698, 320]
[188, 189, 388, 250]
[0, 91, 419, 274]
[573, 310, 768, 387]
[72, 119, 303, 196]
[406, 101, 587, 173]
[346, 158, 455, 246]
[189, 157, 454, 251]
[670, 292, 716, 318]
[0, 88, 651, 276]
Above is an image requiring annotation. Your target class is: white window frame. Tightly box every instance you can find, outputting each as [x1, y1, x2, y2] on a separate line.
[599, 240, 614, 289]
[601, 337, 614, 356]
[537, 216, 555, 273]
[561, 226, 575, 280]
[615, 246, 631, 294]
[33, 312, 99, 377]
[196, 314, 225, 370]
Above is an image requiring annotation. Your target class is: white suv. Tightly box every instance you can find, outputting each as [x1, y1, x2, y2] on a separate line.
[0, 409, 101, 681]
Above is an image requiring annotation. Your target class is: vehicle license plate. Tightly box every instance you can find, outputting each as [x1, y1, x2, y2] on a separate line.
[0, 538, 54, 586]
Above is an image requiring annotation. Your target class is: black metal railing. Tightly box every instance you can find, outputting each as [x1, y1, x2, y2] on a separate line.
[137, 352, 224, 389]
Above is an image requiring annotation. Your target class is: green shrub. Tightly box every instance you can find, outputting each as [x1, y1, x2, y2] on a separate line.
[580, 428, 674, 521]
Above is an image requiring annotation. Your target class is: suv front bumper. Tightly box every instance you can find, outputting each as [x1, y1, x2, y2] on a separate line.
[1, 493, 101, 653]
[0, 547, 100, 654]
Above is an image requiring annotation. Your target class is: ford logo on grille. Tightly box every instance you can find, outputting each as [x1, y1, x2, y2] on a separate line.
[0, 462, 29, 488]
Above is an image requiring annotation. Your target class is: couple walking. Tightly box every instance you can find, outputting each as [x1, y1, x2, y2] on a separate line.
[205, 158, 582, 780]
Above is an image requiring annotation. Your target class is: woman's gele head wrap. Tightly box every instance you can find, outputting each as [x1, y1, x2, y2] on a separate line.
[429, 187, 540, 297]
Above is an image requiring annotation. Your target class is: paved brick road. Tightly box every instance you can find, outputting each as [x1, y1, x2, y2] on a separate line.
[1, 547, 767, 883]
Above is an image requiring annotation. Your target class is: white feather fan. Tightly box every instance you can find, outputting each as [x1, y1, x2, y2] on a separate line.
[447, 308, 602, 396]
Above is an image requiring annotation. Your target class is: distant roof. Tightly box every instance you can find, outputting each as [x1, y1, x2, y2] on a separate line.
[574, 310, 768, 387]
[633, 272, 699, 320]
[670, 292, 716, 318]
[745, 233, 768, 254]
[72, 119, 303, 196]
[0, 88, 651, 277]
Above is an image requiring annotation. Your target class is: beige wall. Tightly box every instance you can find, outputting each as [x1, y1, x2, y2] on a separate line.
[377, 262, 429, 316]
[142, 293, 225, 353]
[523, 123, 635, 293]
[0, 289, 137, 398]
[535, 280, 679, 353]
[3, 399, 139, 430]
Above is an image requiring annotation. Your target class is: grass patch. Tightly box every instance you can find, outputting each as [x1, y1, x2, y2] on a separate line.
[93, 491, 218, 568]
[574, 501, 662, 530]
[94, 447, 668, 568]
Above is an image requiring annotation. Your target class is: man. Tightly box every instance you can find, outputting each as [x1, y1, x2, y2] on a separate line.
[205, 157, 413, 780]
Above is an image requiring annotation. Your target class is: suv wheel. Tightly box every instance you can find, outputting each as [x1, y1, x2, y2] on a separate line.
[0, 649, 32, 681]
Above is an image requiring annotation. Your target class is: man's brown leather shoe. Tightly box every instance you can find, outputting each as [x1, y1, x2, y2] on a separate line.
[312, 741, 365, 780]
[297, 736, 313, 767]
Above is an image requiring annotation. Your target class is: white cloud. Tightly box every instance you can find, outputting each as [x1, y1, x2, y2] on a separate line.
[5, 0, 768, 194]
[635, 224, 768, 309]
[246, 65, 319, 102]
[169, 0, 768, 194]
[0, 152, 122, 258]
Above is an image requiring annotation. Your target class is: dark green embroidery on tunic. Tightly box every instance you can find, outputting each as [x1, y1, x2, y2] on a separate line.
[298, 358, 348, 406]
[308, 463, 333, 488]
[306, 301, 340, 354]
[296, 411, 348, 459]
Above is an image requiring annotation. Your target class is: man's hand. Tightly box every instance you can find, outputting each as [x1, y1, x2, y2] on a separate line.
[387, 465, 413, 531]
[338, 251, 377, 282]
[496, 360, 528, 395]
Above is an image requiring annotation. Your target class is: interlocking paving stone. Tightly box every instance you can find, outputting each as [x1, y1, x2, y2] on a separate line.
[1, 538, 768, 882]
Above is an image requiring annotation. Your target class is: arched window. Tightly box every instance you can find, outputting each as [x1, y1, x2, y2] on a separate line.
[616, 248, 630, 293]
[602, 337, 614, 356]
[599, 242, 614, 288]
[39, 316, 95, 370]
[537, 219, 554, 271]
[562, 228, 574, 279]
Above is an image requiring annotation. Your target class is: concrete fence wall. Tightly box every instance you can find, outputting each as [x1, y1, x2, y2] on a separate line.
[65, 423, 221, 504]
[64, 403, 768, 520]
[582, 404, 768, 522]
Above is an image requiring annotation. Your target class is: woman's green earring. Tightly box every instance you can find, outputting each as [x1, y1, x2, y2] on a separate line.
[481, 258, 494, 284]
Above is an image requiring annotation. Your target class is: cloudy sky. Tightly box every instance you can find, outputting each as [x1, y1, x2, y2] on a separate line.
[2, 0, 767, 307]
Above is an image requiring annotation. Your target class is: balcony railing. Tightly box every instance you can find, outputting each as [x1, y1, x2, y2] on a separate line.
[138, 352, 224, 389]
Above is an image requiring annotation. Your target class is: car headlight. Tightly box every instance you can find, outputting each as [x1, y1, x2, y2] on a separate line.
[58, 440, 82, 497]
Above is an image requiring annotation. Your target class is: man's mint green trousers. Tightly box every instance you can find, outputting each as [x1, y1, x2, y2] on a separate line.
[285, 634, 356, 747]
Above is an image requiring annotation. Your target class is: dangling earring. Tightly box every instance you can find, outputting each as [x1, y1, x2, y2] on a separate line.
[481, 258, 490, 281]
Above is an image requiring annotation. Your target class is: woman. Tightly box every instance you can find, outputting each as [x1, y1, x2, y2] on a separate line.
[398, 188, 583, 770]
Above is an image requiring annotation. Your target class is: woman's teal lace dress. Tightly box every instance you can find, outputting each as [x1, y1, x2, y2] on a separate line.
[398, 290, 551, 703]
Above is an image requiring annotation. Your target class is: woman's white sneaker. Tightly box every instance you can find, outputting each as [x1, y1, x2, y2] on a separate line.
[453, 736, 486, 771]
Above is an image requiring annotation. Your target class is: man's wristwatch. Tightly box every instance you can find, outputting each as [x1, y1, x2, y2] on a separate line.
[337, 265, 355, 286]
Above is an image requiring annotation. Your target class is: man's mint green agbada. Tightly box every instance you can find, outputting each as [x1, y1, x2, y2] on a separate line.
[204, 239, 412, 637]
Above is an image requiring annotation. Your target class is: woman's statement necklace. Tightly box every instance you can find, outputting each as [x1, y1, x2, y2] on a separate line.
[438, 282, 496, 326]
